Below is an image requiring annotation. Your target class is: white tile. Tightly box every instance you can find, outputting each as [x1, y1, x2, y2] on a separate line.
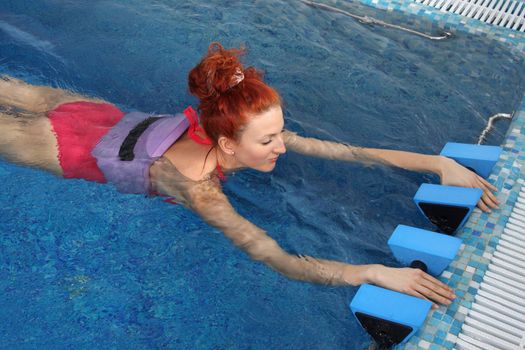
[468, 281, 480, 289]
[418, 340, 431, 349]
[465, 266, 476, 274]
[442, 271, 453, 279]
[446, 333, 458, 342]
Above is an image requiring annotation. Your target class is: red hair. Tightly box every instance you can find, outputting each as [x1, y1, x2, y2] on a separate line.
[188, 42, 281, 144]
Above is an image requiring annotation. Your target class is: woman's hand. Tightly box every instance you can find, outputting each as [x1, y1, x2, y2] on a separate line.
[368, 264, 456, 309]
[437, 156, 499, 212]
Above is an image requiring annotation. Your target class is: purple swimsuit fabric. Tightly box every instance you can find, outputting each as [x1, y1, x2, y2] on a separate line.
[92, 111, 189, 194]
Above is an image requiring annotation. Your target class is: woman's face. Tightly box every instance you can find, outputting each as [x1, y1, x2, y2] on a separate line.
[231, 105, 286, 172]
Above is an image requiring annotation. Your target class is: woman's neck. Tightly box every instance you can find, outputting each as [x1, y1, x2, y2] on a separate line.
[214, 147, 244, 172]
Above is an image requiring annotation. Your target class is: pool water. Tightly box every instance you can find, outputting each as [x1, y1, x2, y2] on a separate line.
[1, 0, 525, 348]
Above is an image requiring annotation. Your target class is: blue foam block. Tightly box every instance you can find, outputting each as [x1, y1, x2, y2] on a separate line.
[414, 184, 482, 233]
[388, 224, 462, 276]
[350, 284, 432, 344]
[440, 142, 501, 178]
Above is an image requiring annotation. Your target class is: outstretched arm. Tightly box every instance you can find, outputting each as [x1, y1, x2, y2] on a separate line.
[183, 173, 368, 285]
[283, 130, 499, 211]
[150, 157, 455, 307]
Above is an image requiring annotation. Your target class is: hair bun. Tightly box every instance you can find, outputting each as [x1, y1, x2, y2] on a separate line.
[187, 42, 281, 145]
[188, 42, 247, 99]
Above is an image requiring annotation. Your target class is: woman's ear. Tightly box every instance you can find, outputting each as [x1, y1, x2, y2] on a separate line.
[217, 135, 237, 156]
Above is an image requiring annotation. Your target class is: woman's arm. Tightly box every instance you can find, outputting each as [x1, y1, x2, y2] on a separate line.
[283, 131, 499, 211]
[189, 179, 455, 307]
[184, 174, 368, 285]
[150, 157, 455, 307]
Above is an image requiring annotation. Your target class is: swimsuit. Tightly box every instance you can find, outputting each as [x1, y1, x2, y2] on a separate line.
[49, 102, 223, 194]
[48, 101, 124, 183]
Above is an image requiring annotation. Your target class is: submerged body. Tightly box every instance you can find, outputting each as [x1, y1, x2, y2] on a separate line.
[0, 43, 499, 307]
[0, 84, 373, 285]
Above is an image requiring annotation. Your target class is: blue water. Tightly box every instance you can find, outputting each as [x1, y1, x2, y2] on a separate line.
[1, 0, 525, 349]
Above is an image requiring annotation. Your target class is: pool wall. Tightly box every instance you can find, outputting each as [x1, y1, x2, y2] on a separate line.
[342, 0, 525, 348]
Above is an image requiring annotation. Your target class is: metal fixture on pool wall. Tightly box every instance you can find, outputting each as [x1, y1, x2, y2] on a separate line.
[477, 112, 514, 145]
[301, 0, 453, 40]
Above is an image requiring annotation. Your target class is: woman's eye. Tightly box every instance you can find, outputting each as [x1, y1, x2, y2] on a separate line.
[261, 140, 272, 145]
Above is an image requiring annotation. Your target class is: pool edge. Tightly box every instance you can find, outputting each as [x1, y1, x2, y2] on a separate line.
[342, 0, 525, 348]
[396, 92, 525, 350]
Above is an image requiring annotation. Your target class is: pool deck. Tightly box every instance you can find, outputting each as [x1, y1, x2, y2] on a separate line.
[346, 0, 525, 348]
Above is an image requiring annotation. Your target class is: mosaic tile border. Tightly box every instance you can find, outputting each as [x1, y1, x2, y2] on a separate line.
[394, 98, 525, 350]
[340, 0, 525, 348]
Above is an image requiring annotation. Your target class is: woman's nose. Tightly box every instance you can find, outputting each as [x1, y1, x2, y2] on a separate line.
[274, 136, 286, 154]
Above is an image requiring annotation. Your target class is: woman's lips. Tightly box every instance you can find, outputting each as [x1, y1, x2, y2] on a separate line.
[269, 157, 279, 163]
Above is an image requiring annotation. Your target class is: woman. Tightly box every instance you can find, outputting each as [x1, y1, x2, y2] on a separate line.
[0, 43, 499, 308]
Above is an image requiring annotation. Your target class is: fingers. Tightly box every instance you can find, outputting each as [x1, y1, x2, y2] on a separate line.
[408, 270, 456, 309]
[483, 188, 500, 207]
[420, 276, 454, 305]
[477, 199, 491, 213]
[478, 191, 499, 212]
[378, 267, 456, 309]
[473, 176, 499, 212]
[419, 278, 454, 305]
[421, 272, 454, 295]
[478, 176, 498, 192]
[407, 290, 438, 309]
[412, 287, 443, 310]
[441, 161, 500, 211]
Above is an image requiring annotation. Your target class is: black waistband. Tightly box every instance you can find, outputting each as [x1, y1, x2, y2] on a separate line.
[119, 116, 162, 161]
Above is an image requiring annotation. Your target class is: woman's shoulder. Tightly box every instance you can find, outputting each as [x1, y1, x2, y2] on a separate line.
[149, 155, 224, 210]
[158, 132, 218, 182]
